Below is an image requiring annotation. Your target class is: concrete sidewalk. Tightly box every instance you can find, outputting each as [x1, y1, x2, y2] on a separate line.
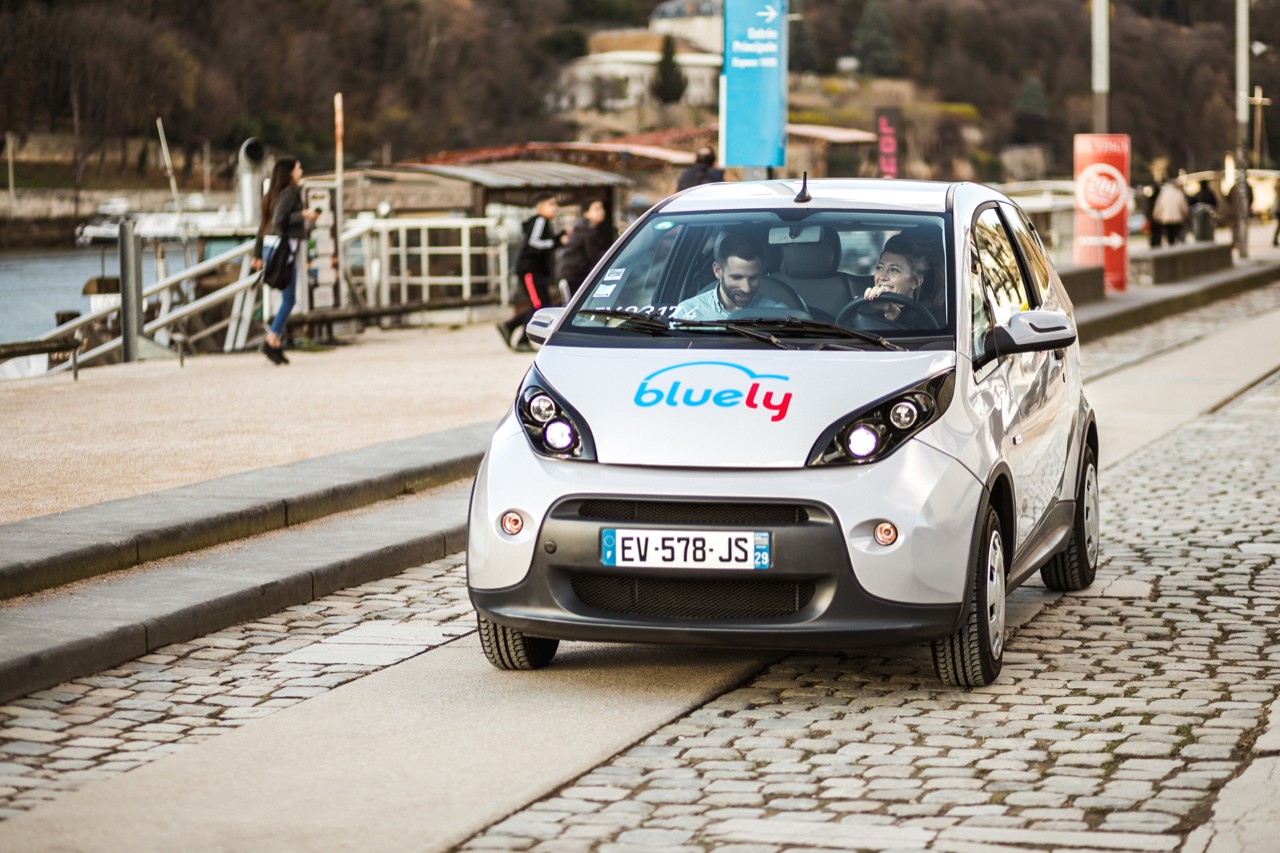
[1, 230, 1278, 705]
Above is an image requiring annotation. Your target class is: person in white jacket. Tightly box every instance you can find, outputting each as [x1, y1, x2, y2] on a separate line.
[1150, 178, 1190, 247]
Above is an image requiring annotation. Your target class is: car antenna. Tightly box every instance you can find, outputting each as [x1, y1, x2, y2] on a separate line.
[793, 172, 811, 204]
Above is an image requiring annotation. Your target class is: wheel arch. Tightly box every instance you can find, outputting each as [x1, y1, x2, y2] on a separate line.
[953, 463, 1015, 631]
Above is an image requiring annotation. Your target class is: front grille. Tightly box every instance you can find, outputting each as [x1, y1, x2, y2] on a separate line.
[576, 499, 810, 526]
[570, 573, 815, 619]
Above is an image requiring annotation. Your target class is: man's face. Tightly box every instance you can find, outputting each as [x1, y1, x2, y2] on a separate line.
[713, 255, 765, 310]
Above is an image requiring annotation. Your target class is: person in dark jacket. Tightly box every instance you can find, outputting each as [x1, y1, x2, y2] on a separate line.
[556, 198, 612, 298]
[251, 158, 317, 364]
[498, 192, 564, 351]
[676, 146, 725, 191]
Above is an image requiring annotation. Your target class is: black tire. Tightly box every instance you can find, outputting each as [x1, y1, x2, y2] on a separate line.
[1040, 444, 1100, 592]
[477, 614, 559, 670]
[932, 506, 1006, 688]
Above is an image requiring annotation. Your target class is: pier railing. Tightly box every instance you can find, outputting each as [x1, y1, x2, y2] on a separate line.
[22, 217, 510, 377]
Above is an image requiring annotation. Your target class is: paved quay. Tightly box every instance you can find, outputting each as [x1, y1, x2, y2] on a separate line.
[1, 230, 1280, 850]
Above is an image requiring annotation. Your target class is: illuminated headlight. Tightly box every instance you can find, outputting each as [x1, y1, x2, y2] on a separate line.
[808, 370, 956, 467]
[543, 420, 575, 451]
[515, 367, 596, 461]
[845, 424, 881, 459]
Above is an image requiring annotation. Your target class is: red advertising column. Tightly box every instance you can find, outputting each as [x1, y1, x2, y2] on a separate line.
[1073, 134, 1131, 292]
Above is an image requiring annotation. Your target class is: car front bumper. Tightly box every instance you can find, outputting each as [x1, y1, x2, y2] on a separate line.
[467, 414, 985, 648]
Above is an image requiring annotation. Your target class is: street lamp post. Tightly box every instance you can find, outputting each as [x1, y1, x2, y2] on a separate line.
[1092, 0, 1109, 133]
[1236, 0, 1250, 258]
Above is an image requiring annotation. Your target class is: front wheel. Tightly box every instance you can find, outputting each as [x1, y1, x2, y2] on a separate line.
[1040, 444, 1100, 591]
[932, 506, 1006, 688]
[477, 614, 559, 670]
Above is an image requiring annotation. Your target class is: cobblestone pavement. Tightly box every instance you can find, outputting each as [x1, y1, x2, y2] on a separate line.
[3, 285, 1280, 849]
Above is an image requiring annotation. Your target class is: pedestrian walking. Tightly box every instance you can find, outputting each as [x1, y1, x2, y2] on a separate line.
[252, 158, 318, 364]
[676, 145, 725, 192]
[1150, 178, 1189, 247]
[498, 192, 565, 351]
[556, 199, 613, 300]
[1272, 190, 1280, 247]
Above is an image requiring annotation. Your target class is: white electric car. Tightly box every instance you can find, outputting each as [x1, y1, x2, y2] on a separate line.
[468, 178, 1099, 687]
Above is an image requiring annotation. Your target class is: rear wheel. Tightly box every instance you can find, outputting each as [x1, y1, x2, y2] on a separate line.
[932, 506, 1006, 688]
[477, 614, 559, 670]
[1040, 445, 1099, 592]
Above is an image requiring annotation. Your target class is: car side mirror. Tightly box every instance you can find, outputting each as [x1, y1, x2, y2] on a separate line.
[989, 309, 1077, 356]
[525, 307, 565, 347]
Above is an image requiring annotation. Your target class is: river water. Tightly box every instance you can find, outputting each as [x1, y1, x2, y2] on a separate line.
[0, 245, 173, 343]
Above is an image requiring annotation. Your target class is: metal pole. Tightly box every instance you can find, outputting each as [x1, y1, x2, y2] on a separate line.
[1236, 0, 1250, 258]
[6, 131, 15, 217]
[119, 220, 144, 362]
[1092, 0, 1109, 134]
[155, 117, 192, 269]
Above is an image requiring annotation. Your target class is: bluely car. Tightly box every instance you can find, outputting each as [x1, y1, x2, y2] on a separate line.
[468, 178, 1099, 687]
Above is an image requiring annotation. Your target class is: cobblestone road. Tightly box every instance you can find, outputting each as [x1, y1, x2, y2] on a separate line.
[3, 283, 1280, 850]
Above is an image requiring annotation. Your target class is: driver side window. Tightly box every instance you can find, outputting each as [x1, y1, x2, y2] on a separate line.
[970, 244, 993, 363]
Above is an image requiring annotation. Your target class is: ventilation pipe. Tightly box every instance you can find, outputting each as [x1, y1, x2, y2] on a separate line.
[237, 138, 266, 227]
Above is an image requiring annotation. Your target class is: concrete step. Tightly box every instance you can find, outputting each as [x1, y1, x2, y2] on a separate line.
[0, 482, 471, 704]
[0, 421, 493, 601]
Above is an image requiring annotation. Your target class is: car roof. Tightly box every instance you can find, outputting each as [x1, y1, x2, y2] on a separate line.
[659, 178, 1001, 215]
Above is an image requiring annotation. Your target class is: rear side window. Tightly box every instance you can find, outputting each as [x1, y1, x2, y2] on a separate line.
[1000, 203, 1052, 304]
[973, 207, 1032, 326]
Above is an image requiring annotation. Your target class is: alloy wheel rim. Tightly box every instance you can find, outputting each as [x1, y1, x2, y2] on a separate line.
[1083, 462, 1100, 568]
[986, 528, 1006, 657]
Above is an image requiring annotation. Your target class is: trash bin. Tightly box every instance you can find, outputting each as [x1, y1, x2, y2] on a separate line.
[1191, 204, 1215, 242]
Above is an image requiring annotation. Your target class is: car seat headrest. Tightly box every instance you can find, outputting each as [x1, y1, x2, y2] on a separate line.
[781, 226, 841, 279]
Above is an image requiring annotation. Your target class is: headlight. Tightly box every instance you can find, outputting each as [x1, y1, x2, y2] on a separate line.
[516, 368, 596, 461]
[807, 370, 955, 466]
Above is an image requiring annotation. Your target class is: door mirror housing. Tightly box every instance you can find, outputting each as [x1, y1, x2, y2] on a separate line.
[525, 307, 565, 347]
[989, 309, 1077, 356]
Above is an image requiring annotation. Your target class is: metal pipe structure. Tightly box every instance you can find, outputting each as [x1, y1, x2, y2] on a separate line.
[237, 138, 266, 229]
[119, 220, 144, 363]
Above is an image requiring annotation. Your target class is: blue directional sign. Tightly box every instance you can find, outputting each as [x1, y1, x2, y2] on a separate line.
[721, 0, 788, 168]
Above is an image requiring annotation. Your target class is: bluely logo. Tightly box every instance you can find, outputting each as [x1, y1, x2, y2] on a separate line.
[634, 361, 793, 422]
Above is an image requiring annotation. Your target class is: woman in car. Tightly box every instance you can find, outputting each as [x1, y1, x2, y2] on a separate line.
[858, 230, 943, 325]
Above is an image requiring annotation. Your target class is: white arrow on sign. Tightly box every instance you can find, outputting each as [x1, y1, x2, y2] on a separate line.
[757, 4, 779, 24]
[1077, 233, 1126, 250]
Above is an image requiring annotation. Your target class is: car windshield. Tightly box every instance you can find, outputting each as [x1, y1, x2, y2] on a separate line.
[564, 209, 953, 349]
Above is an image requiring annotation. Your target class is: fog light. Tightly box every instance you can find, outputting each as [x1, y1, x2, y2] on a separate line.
[544, 420, 575, 451]
[500, 511, 524, 536]
[873, 521, 898, 546]
[846, 424, 881, 459]
[528, 394, 557, 423]
[889, 400, 919, 430]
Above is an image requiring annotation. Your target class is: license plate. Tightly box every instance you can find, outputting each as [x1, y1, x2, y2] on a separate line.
[600, 529, 770, 570]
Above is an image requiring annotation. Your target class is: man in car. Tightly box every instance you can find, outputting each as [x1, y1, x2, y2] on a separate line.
[673, 231, 786, 320]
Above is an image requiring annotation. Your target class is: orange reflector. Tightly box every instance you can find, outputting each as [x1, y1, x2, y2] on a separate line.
[873, 521, 898, 546]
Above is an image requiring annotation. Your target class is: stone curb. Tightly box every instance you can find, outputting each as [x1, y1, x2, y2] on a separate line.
[0, 421, 494, 601]
[0, 491, 470, 705]
[1074, 260, 1280, 343]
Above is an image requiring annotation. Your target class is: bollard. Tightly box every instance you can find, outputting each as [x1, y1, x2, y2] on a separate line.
[119, 221, 144, 362]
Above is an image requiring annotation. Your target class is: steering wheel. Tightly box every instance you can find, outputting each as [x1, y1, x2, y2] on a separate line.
[837, 292, 936, 331]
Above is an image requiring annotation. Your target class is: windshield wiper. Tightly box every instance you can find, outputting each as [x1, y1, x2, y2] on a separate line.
[719, 316, 904, 351]
[577, 308, 674, 335]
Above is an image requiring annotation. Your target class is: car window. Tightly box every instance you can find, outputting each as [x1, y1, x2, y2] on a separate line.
[969, 243, 993, 363]
[999, 203, 1051, 304]
[973, 207, 1030, 326]
[565, 209, 954, 348]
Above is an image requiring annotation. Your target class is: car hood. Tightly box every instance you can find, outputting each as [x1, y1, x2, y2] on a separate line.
[534, 346, 957, 468]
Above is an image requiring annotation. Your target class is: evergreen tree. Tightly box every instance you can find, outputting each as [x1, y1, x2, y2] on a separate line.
[855, 0, 897, 77]
[1012, 76, 1049, 143]
[650, 34, 687, 104]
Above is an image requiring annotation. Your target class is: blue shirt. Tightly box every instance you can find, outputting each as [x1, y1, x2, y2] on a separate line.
[673, 284, 785, 321]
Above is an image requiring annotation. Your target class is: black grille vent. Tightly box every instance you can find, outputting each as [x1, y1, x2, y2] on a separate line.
[576, 499, 809, 526]
[571, 574, 815, 620]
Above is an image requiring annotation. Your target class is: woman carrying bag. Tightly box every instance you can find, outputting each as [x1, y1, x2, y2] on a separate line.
[252, 158, 318, 365]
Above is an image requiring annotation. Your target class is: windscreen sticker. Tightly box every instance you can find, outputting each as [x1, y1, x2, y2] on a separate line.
[603, 268, 625, 281]
[593, 284, 617, 298]
[634, 361, 793, 422]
